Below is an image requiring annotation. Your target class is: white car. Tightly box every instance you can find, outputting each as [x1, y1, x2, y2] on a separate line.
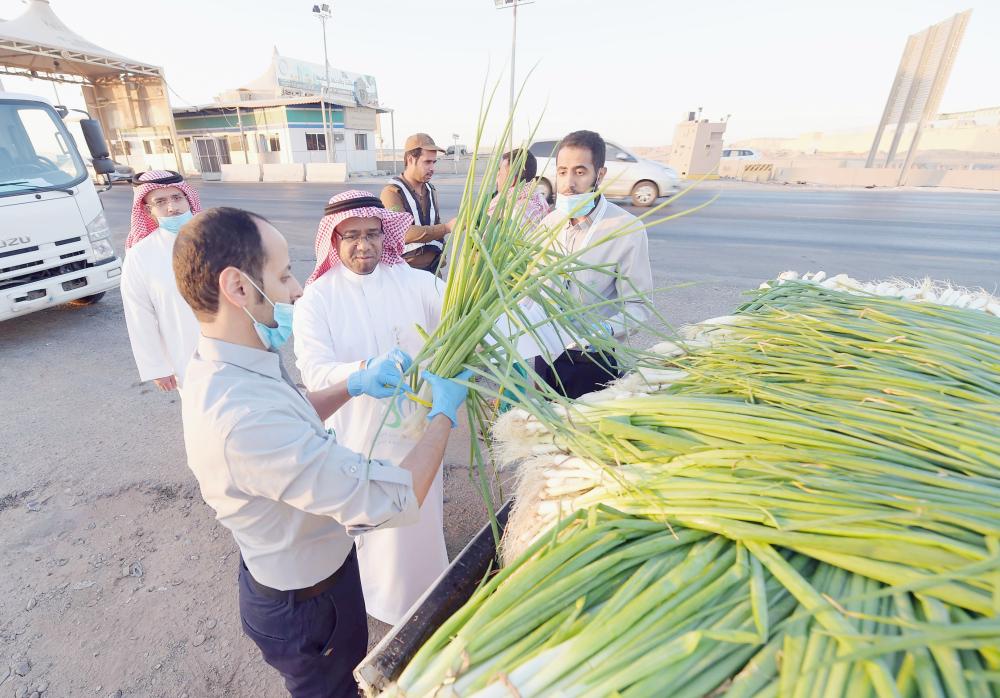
[528, 138, 680, 207]
[721, 147, 760, 160]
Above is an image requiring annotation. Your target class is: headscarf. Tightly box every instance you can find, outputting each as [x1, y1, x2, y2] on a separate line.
[488, 182, 551, 226]
[306, 189, 412, 285]
[127, 170, 202, 249]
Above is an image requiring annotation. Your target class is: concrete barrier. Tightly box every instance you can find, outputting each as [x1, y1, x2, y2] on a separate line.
[739, 163, 774, 183]
[305, 163, 348, 183]
[221, 164, 262, 182]
[772, 167, 899, 188]
[919, 170, 1000, 190]
[718, 160, 743, 178]
[761, 165, 999, 190]
[262, 163, 305, 183]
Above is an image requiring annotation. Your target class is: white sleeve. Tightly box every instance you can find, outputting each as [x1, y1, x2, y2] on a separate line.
[120, 254, 173, 382]
[419, 270, 446, 332]
[607, 224, 653, 337]
[293, 289, 363, 392]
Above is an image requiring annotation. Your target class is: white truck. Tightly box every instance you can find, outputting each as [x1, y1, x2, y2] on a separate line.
[1, 90, 122, 321]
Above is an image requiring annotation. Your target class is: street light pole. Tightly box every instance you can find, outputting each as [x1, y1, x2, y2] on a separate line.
[509, 0, 517, 127]
[493, 1, 534, 151]
[313, 4, 333, 163]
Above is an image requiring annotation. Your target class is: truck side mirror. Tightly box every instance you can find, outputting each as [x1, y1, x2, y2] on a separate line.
[80, 119, 116, 175]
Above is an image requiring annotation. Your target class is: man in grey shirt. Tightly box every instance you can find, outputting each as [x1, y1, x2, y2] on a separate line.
[172, 207, 470, 697]
[536, 130, 653, 398]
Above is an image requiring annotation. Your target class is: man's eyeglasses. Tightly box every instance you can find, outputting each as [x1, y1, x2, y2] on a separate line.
[338, 232, 384, 245]
[147, 194, 187, 210]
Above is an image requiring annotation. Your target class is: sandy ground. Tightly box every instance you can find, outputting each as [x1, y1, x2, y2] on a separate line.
[3, 178, 995, 697]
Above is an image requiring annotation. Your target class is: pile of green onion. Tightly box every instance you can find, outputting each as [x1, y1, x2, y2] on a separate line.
[384, 279, 1000, 697]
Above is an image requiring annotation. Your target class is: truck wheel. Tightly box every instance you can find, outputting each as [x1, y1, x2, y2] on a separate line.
[69, 292, 105, 307]
[630, 181, 659, 207]
[537, 177, 554, 204]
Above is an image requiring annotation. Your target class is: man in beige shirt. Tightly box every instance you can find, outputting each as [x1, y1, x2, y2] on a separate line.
[380, 133, 456, 273]
[172, 206, 470, 697]
[535, 130, 654, 399]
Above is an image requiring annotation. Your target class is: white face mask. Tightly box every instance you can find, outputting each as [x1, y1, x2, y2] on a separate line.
[555, 191, 598, 218]
[240, 272, 294, 350]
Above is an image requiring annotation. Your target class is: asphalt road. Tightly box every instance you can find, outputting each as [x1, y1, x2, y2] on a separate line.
[4, 177, 999, 494]
[92, 177, 1000, 294]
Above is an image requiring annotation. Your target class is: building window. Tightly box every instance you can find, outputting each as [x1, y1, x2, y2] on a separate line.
[306, 133, 327, 151]
[160, 138, 174, 154]
[143, 140, 153, 155]
[268, 136, 281, 152]
[227, 135, 244, 152]
[355, 133, 368, 151]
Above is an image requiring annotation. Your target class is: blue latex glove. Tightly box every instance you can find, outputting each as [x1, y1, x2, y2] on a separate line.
[594, 320, 614, 337]
[424, 369, 474, 428]
[583, 320, 614, 351]
[347, 349, 414, 398]
[498, 362, 528, 414]
[371, 348, 413, 372]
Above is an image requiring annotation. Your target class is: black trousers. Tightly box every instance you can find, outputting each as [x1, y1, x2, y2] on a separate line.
[535, 349, 623, 400]
[238, 548, 367, 698]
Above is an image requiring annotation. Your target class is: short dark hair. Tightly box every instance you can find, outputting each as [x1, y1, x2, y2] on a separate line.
[501, 149, 538, 183]
[404, 147, 423, 167]
[557, 130, 606, 170]
[173, 207, 269, 316]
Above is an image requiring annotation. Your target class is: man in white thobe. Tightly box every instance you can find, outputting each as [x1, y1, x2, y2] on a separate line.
[293, 189, 448, 625]
[120, 170, 202, 392]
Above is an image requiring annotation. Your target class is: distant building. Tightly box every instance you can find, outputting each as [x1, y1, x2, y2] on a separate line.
[668, 112, 727, 177]
[932, 106, 1000, 129]
[731, 106, 1000, 159]
[171, 49, 390, 177]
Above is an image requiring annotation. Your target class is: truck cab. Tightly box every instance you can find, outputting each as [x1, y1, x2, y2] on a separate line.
[0, 92, 122, 320]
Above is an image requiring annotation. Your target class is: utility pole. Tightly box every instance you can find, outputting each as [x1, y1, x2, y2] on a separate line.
[493, 0, 534, 150]
[312, 4, 333, 163]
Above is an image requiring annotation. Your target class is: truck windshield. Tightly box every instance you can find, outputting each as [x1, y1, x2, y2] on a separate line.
[0, 101, 88, 198]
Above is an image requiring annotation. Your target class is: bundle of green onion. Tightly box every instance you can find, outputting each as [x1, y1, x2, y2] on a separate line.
[389, 87, 704, 531]
[383, 278, 1000, 697]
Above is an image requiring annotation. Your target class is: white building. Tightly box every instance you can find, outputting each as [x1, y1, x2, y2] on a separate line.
[172, 49, 390, 178]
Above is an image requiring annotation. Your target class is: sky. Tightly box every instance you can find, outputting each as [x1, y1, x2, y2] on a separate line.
[1, 0, 996, 148]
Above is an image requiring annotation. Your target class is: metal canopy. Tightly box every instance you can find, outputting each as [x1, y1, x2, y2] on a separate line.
[0, 0, 161, 82]
[0, 1, 184, 173]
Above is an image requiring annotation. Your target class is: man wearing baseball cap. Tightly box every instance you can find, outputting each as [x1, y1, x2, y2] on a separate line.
[380, 133, 456, 274]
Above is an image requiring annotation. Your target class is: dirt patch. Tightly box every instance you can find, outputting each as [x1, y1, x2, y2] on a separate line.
[0, 458, 501, 697]
[0, 490, 33, 515]
[0, 480, 283, 697]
